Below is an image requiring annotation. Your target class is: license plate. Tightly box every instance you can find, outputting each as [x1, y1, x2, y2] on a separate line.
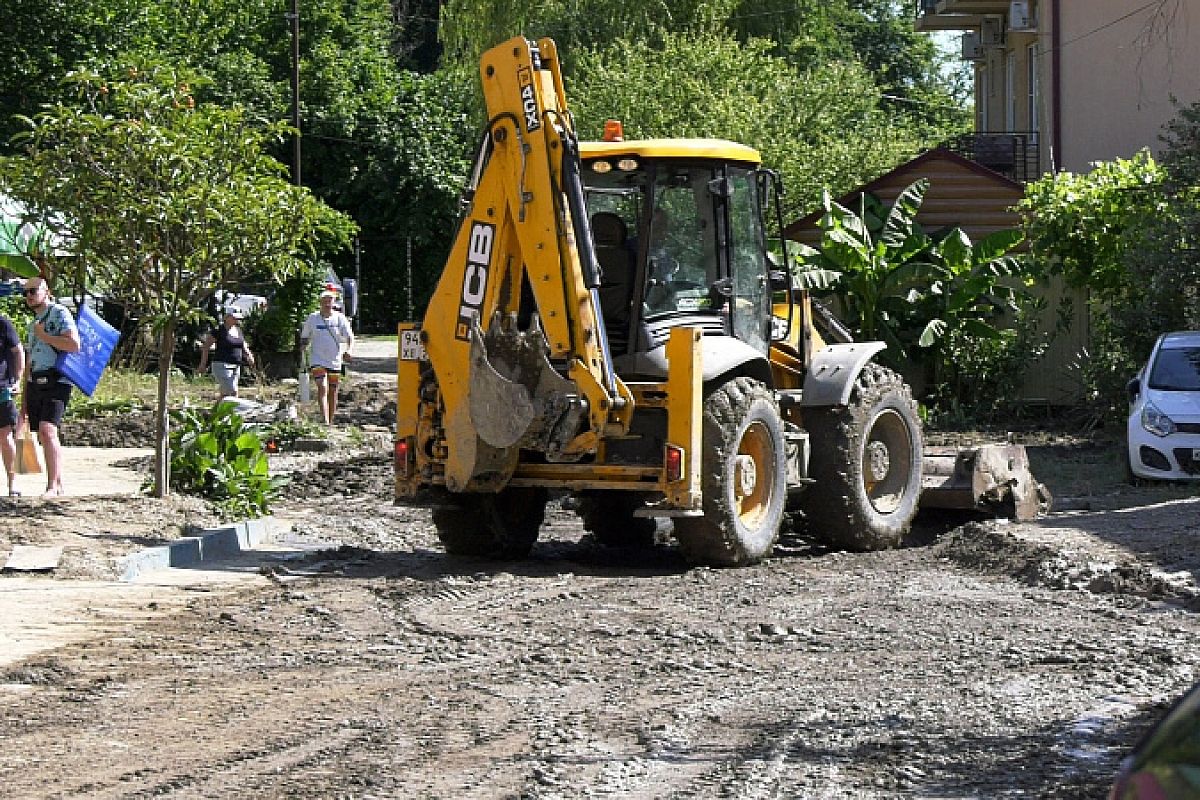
[400, 330, 426, 361]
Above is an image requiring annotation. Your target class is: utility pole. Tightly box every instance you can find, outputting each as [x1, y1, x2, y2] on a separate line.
[287, 0, 301, 186]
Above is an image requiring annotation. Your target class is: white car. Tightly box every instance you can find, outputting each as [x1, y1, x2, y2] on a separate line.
[1126, 330, 1200, 480]
[213, 288, 268, 318]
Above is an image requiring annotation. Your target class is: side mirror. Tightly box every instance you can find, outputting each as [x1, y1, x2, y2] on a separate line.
[1126, 377, 1140, 404]
[769, 269, 789, 292]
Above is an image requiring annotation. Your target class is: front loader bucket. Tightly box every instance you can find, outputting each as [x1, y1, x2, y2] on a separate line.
[920, 443, 1050, 521]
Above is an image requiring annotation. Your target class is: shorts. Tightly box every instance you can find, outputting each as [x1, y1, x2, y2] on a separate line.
[0, 399, 15, 429]
[211, 361, 241, 395]
[310, 366, 341, 386]
[26, 379, 72, 429]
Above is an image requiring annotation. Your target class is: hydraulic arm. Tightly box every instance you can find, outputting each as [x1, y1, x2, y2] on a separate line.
[414, 36, 634, 492]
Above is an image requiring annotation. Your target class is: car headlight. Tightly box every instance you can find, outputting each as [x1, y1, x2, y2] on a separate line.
[1141, 402, 1177, 437]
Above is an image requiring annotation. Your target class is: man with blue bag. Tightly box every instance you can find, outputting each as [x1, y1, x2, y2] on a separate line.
[20, 277, 80, 498]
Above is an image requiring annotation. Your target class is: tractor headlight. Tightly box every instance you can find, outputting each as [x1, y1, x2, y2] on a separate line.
[1141, 402, 1177, 437]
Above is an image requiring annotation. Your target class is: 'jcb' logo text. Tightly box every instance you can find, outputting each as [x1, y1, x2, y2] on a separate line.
[518, 67, 540, 133]
[455, 222, 495, 341]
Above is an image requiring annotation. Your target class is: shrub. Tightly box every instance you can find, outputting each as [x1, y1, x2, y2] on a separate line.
[167, 402, 288, 517]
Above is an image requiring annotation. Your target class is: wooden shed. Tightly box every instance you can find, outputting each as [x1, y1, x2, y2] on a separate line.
[783, 148, 1025, 248]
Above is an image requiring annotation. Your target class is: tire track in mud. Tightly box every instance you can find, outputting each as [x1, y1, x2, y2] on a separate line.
[371, 566, 830, 798]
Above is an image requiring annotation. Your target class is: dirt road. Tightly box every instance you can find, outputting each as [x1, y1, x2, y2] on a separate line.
[0, 338, 1197, 798]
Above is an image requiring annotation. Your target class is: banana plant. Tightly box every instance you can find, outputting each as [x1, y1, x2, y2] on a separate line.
[794, 178, 1028, 364]
[916, 226, 1027, 348]
[793, 179, 935, 359]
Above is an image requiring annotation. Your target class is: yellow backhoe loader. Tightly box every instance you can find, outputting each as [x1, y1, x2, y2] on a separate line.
[394, 36, 1042, 566]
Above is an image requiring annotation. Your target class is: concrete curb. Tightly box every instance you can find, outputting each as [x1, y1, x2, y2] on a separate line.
[118, 518, 275, 582]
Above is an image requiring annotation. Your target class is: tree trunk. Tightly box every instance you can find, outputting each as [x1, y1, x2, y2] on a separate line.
[152, 322, 176, 498]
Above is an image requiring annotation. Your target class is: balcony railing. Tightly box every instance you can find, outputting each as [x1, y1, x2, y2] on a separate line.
[942, 131, 1040, 183]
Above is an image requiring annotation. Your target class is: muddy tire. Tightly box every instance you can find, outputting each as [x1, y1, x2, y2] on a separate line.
[673, 378, 787, 567]
[431, 487, 547, 558]
[802, 364, 922, 551]
[576, 491, 656, 548]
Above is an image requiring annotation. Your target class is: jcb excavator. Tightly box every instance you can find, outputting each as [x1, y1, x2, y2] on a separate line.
[395, 36, 1042, 566]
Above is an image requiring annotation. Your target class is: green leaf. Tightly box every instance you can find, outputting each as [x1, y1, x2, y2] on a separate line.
[918, 318, 946, 347]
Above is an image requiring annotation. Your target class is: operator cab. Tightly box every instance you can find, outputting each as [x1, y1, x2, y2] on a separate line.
[581, 134, 785, 372]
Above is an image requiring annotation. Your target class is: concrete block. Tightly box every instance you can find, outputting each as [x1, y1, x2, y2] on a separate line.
[119, 517, 276, 581]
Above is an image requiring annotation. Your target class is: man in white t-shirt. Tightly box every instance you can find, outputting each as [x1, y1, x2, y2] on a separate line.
[300, 289, 355, 424]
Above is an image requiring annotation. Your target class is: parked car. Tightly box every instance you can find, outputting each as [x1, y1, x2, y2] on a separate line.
[212, 288, 268, 319]
[1126, 331, 1200, 481]
[1109, 681, 1200, 798]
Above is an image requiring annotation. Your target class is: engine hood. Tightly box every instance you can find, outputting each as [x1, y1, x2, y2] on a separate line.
[1145, 388, 1200, 419]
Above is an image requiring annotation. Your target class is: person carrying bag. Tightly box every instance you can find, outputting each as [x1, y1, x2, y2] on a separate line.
[299, 289, 355, 425]
[20, 277, 80, 498]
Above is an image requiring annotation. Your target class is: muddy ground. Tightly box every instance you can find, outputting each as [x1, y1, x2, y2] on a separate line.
[1, 350, 1198, 798]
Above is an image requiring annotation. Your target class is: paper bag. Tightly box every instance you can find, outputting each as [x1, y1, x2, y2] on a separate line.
[15, 432, 43, 475]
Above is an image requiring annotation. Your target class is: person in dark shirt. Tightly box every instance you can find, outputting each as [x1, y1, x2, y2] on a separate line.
[197, 310, 255, 400]
[0, 313, 26, 496]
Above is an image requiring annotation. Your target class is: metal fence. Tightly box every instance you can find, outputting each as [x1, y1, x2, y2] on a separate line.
[943, 131, 1041, 183]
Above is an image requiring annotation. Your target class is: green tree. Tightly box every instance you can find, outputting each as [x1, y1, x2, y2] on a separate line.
[1018, 149, 1175, 420]
[569, 32, 928, 215]
[1, 0, 463, 330]
[1018, 150, 1167, 302]
[439, 0, 736, 68]
[1150, 100, 1200, 331]
[0, 0, 142, 152]
[0, 63, 356, 496]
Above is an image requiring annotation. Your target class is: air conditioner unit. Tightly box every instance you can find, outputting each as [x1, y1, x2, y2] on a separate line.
[980, 16, 1004, 46]
[1009, 0, 1034, 31]
[961, 32, 983, 61]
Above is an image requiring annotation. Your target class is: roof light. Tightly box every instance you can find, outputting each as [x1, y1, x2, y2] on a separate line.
[602, 119, 624, 142]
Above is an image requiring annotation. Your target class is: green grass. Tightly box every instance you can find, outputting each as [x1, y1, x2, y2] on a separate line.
[66, 366, 286, 420]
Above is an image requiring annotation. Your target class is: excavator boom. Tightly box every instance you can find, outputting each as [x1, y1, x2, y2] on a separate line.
[414, 37, 633, 492]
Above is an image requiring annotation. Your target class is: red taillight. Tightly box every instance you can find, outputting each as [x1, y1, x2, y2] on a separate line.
[665, 443, 684, 482]
[395, 438, 411, 478]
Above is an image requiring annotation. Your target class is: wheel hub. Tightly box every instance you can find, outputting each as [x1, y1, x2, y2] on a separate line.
[735, 454, 758, 498]
[866, 440, 891, 482]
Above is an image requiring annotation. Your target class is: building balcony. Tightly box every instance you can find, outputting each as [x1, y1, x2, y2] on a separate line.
[941, 131, 1041, 183]
[915, 0, 1028, 32]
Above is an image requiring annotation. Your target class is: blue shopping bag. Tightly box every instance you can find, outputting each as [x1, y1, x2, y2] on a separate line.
[55, 302, 120, 396]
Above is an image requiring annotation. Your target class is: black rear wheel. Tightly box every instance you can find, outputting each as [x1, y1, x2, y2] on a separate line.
[801, 364, 922, 551]
[576, 491, 657, 548]
[673, 378, 786, 567]
[431, 487, 547, 558]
